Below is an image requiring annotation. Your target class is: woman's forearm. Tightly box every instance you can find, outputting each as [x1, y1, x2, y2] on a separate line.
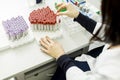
[74, 13, 97, 34]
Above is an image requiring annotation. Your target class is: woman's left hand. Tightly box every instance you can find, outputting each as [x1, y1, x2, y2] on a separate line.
[40, 36, 65, 59]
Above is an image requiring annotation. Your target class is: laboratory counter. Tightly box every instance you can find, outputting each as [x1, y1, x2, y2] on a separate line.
[0, 0, 93, 80]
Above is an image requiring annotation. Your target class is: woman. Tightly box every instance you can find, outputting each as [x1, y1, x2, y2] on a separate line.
[40, 0, 120, 80]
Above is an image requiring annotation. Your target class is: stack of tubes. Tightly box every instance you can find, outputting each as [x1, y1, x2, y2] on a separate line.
[2, 16, 28, 41]
[29, 6, 61, 31]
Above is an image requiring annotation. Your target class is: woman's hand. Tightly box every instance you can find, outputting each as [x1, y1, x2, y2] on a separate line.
[40, 36, 65, 59]
[56, 2, 79, 18]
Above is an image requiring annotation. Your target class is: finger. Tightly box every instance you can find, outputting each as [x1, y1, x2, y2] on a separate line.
[40, 39, 49, 49]
[57, 4, 66, 12]
[46, 36, 54, 44]
[57, 11, 68, 16]
[56, 3, 64, 7]
[42, 37, 50, 45]
[40, 47, 48, 53]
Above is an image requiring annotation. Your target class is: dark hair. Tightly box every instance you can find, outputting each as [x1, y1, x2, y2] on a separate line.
[92, 0, 120, 46]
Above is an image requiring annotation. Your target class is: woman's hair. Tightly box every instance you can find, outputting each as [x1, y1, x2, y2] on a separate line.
[92, 0, 120, 46]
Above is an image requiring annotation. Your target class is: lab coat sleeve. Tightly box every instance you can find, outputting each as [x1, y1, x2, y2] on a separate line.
[93, 22, 102, 34]
[74, 13, 97, 34]
[57, 54, 76, 72]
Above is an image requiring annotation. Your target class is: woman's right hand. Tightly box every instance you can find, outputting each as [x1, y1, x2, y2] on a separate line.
[56, 2, 79, 18]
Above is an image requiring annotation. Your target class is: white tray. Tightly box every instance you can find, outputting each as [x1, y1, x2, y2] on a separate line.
[9, 30, 35, 48]
[33, 29, 63, 43]
[0, 30, 34, 51]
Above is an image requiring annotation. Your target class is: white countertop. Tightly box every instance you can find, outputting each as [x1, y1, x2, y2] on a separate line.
[0, 0, 92, 79]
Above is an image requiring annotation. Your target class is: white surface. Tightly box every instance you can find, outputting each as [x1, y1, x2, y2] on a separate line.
[0, 0, 92, 80]
[0, 29, 91, 80]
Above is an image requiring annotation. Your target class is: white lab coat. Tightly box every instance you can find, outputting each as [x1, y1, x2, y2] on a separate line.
[66, 23, 120, 80]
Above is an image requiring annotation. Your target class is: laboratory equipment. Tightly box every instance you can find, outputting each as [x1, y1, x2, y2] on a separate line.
[29, 6, 63, 43]
[55, 3, 67, 12]
[61, 16, 84, 36]
[1, 16, 34, 49]
[29, 6, 61, 31]
[67, 0, 101, 22]
[2, 16, 29, 41]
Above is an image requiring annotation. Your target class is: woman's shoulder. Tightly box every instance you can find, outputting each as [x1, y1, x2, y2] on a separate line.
[95, 47, 120, 79]
[99, 46, 120, 61]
